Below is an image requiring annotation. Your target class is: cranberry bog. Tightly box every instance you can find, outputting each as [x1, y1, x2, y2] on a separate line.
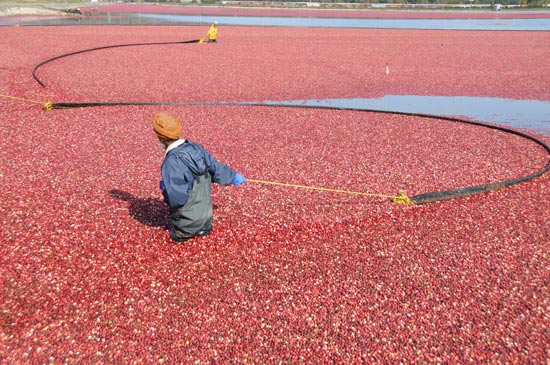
[1, 24, 549, 363]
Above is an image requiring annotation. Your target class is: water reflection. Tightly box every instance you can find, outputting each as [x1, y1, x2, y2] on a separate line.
[140, 13, 550, 30]
[3, 12, 550, 30]
[263, 96, 550, 135]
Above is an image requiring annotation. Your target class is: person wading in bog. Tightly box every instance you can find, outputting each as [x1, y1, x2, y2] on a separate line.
[206, 22, 218, 43]
[153, 112, 246, 242]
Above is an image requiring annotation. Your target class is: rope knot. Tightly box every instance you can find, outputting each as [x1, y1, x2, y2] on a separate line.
[392, 190, 413, 205]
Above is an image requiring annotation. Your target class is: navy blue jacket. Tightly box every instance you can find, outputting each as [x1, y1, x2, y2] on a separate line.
[161, 140, 236, 208]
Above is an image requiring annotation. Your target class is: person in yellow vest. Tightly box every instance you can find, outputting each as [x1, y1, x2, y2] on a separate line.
[206, 22, 218, 43]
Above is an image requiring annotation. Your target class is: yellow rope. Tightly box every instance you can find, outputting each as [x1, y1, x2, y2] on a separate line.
[248, 179, 413, 205]
[0, 93, 52, 110]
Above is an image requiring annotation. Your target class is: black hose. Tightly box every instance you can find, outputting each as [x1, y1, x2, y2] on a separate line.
[33, 42, 550, 205]
[32, 39, 201, 88]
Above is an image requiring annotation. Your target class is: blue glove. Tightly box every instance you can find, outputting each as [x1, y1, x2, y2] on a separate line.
[233, 173, 246, 186]
[159, 180, 166, 191]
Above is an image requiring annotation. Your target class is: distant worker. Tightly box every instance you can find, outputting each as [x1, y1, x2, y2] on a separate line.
[152, 112, 246, 242]
[206, 21, 218, 43]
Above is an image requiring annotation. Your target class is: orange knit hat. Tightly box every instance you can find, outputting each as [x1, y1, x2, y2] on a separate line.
[152, 112, 182, 140]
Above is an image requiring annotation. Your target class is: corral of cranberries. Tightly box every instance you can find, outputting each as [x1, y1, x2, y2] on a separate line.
[1, 23, 549, 364]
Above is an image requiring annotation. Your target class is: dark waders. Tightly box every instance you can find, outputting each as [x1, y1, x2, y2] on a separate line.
[170, 173, 213, 242]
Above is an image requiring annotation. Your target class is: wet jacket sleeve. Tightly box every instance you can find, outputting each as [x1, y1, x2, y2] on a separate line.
[201, 145, 236, 186]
